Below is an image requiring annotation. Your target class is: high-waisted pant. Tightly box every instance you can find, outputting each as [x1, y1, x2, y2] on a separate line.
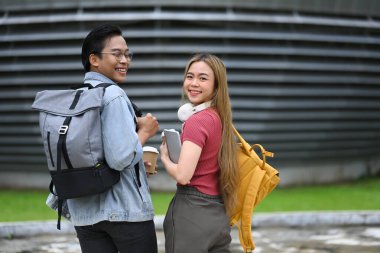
[164, 185, 231, 253]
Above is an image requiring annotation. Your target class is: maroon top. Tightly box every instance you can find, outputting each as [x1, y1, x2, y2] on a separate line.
[181, 108, 222, 195]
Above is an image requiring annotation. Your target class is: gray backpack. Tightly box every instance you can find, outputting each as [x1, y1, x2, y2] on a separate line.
[32, 84, 120, 229]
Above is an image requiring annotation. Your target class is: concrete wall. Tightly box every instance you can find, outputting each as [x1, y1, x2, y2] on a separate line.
[1, 0, 380, 189]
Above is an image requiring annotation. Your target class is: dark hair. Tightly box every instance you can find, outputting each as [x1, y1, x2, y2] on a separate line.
[81, 24, 123, 72]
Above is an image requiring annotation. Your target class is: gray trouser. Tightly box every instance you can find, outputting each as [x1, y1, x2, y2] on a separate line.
[163, 186, 231, 253]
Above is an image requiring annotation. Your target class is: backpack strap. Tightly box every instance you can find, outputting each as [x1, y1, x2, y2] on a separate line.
[58, 116, 74, 170]
[132, 102, 142, 117]
[56, 90, 83, 172]
[85, 83, 113, 89]
[250, 144, 274, 169]
[232, 125, 274, 168]
[57, 198, 63, 230]
[54, 90, 84, 229]
[131, 101, 142, 187]
[85, 83, 142, 117]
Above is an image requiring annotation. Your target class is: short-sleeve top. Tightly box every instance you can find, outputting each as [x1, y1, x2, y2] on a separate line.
[181, 108, 222, 195]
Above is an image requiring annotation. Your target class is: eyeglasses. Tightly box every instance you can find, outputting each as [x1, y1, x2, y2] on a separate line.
[99, 51, 133, 61]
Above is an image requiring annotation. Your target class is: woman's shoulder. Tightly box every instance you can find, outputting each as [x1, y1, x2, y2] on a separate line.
[187, 108, 221, 126]
[197, 108, 220, 119]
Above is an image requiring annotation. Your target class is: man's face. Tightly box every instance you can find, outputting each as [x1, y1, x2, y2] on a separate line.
[91, 35, 130, 84]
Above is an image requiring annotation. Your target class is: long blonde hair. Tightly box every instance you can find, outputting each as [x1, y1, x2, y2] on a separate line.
[182, 53, 239, 215]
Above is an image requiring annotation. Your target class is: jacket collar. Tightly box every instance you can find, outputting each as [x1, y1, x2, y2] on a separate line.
[84, 72, 117, 87]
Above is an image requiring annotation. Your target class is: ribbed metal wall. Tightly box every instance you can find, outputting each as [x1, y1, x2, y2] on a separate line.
[1, 0, 380, 174]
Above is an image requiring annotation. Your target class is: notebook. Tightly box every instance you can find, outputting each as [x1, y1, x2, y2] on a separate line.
[164, 129, 182, 163]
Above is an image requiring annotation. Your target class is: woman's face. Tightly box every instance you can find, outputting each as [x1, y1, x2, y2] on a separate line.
[183, 61, 215, 105]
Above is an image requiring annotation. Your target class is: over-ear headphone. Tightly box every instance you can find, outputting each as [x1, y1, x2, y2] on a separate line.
[177, 101, 212, 122]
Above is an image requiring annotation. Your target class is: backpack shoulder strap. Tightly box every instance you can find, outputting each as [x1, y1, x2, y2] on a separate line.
[82, 83, 114, 89]
[92, 83, 114, 89]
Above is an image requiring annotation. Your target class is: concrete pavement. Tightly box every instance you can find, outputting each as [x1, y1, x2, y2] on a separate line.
[1, 211, 380, 253]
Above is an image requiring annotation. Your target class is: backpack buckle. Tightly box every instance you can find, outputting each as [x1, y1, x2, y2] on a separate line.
[58, 125, 69, 134]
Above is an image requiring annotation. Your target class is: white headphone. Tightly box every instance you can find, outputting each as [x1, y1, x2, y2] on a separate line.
[177, 101, 212, 122]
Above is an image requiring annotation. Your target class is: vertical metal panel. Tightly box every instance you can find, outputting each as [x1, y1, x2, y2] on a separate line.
[0, 0, 380, 174]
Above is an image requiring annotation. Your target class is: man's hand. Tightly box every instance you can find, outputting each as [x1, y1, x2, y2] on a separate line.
[137, 113, 159, 145]
[144, 160, 158, 177]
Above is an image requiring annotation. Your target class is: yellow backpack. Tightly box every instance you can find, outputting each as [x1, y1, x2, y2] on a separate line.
[230, 126, 280, 253]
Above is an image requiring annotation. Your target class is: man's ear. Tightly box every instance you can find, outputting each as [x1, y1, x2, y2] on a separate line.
[89, 54, 99, 68]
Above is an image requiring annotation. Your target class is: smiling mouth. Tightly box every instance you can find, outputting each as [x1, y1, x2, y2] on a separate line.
[115, 68, 127, 73]
[188, 90, 201, 95]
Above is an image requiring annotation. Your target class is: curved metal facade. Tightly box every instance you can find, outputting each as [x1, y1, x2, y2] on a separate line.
[1, 0, 380, 175]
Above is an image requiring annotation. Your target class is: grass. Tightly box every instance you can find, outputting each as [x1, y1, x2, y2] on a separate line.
[0, 177, 379, 222]
[0, 190, 176, 222]
[254, 177, 380, 212]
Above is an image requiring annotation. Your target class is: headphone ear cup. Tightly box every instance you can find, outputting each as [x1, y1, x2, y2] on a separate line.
[177, 103, 194, 122]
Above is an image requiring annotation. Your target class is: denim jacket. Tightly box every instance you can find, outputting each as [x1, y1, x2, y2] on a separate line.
[46, 72, 154, 226]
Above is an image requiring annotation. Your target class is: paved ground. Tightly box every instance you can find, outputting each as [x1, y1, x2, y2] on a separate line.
[1, 226, 380, 253]
[1, 212, 380, 253]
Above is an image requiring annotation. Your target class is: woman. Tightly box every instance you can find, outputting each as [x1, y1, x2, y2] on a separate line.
[160, 53, 239, 253]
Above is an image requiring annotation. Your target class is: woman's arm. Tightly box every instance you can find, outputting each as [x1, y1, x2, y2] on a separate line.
[160, 140, 202, 185]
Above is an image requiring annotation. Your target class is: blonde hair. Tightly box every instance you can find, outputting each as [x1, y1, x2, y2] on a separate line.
[182, 53, 239, 215]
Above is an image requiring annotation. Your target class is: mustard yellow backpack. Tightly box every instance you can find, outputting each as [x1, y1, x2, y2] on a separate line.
[230, 126, 280, 253]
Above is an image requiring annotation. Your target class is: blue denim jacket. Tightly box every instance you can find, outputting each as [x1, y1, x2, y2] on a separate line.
[46, 72, 154, 226]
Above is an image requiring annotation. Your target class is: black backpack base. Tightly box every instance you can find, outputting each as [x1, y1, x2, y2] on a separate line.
[50, 163, 120, 200]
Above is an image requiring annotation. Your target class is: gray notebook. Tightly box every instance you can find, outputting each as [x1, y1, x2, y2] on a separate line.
[164, 129, 182, 163]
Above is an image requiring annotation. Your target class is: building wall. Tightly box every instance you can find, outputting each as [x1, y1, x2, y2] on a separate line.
[1, 0, 380, 189]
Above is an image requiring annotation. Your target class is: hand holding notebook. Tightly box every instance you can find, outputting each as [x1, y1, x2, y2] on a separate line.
[163, 129, 182, 163]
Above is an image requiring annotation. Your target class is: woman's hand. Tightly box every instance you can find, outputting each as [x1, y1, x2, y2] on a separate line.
[160, 137, 170, 162]
[160, 137, 200, 185]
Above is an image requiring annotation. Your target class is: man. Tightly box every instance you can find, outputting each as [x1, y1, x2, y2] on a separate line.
[48, 24, 159, 253]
